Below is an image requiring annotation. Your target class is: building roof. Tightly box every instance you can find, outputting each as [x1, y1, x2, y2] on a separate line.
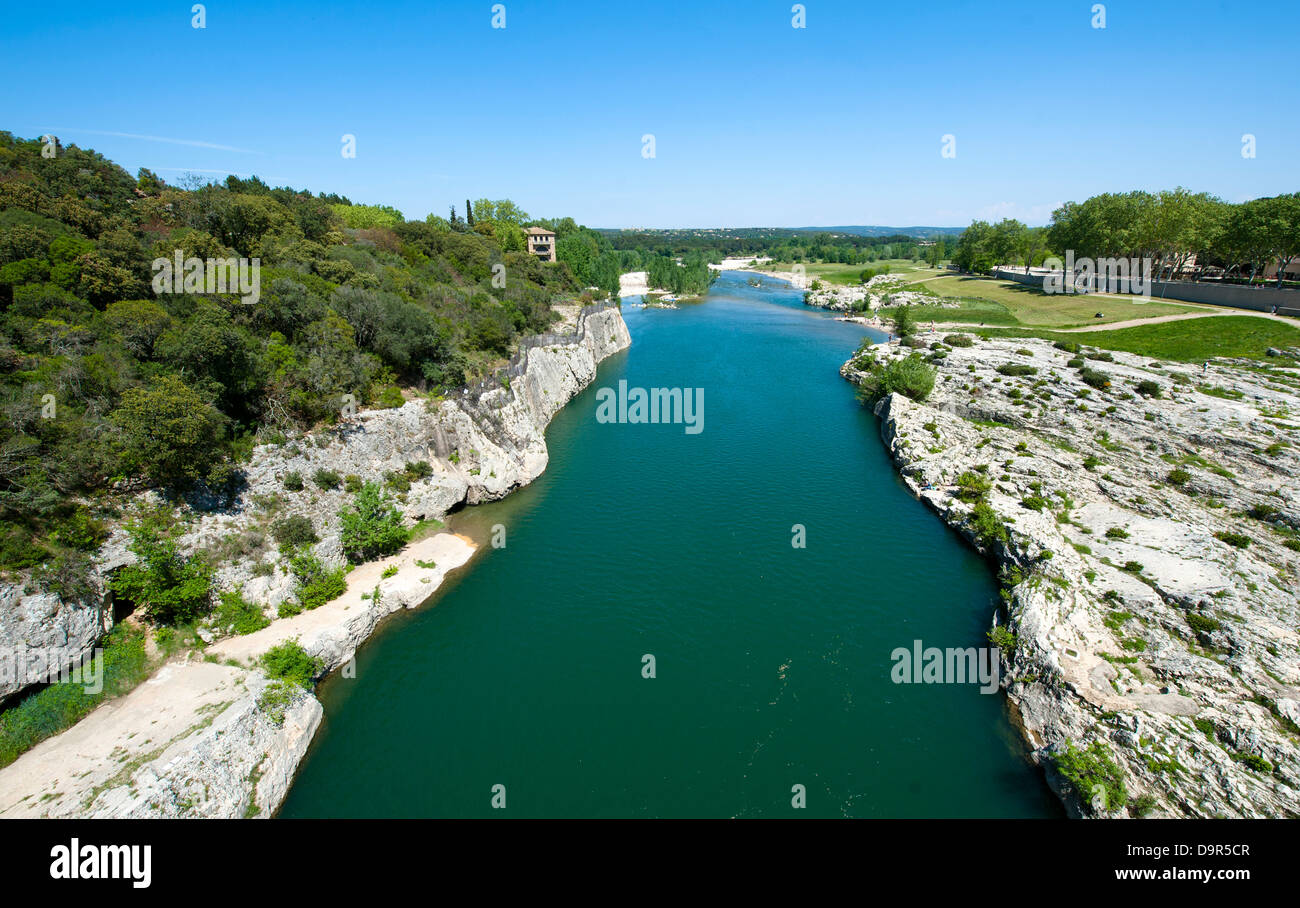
[525, 226, 554, 235]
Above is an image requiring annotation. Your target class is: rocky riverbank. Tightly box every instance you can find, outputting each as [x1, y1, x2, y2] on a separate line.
[844, 332, 1300, 817]
[0, 304, 631, 818]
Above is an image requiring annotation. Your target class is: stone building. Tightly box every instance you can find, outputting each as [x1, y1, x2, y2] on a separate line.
[525, 226, 556, 263]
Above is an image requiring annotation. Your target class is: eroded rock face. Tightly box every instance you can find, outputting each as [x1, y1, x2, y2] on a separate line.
[0, 585, 110, 702]
[181, 304, 631, 598]
[846, 333, 1300, 818]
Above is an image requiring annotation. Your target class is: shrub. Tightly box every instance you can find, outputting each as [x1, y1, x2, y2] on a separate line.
[1053, 341, 1081, 354]
[870, 354, 937, 403]
[109, 514, 213, 626]
[404, 460, 433, 480]
[288, 551, 347, 611]
[1247, 503, 1278, 521]
[1066, 356, 1085, 368]
[970, 501, 1008, 547]
[997, 363, 1037, 377]
[312, 468, 342, 490]
[944, 334, 974, 347]
[955, 470, 992, 502]
[212, 590, 271, 636]
[1020, 494, 1048, 511]
[1135, 379, 1162, 398]
[343, 474, 363, 493]
[1122, 561, 1144, 574]
[1105, 527, 1129, 540]
[1185, 613, 1221, 634]
[1237, 753, 1272, 773]
[1082, 454, 1101, 471]
[1214, 531, 1251, 548]
[271, 514, 318, 550]
[987, 625, 1017, 653]
[1054, 741, 1127, 812]
[1079, 367, 1111, 390]
[375, 385, 405, 409]
[283, 471, 304, 491]
[1166, 468, 1191, 487]
[339, 482, 409, 563]
[260, 641, 323, 689]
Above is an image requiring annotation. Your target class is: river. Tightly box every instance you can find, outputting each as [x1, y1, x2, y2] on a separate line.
[278, 271, 1062, 818]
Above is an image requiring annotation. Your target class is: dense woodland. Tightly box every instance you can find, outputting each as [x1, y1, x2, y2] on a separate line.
[0, 132, 614, 583]
[952, 189, 1300, 285]
[606, 227, 946, 268]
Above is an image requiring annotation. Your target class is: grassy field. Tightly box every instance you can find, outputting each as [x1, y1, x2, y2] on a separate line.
[972, 316, 1300, 363]
[909, 274, 1202, 328]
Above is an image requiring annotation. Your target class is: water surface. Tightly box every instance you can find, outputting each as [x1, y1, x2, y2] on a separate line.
[279, 271, 1061, 818]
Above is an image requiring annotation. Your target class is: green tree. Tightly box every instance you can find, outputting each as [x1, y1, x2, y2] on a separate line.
[110, 514, 213, 625]
[110, 374, 228, 487]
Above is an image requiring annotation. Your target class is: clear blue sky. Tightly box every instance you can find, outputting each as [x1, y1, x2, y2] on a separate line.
[2, 0, 1295, 228]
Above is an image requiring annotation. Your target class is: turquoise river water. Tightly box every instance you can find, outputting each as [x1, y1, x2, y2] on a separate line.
[278, 271, 1062, 818]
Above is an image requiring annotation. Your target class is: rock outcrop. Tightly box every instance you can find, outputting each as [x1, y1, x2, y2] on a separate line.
[845, 332, 1300, 818]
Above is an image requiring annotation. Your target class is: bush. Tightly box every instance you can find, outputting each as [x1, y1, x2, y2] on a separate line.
[339, 482, 409, 563]
[109, 514, 213, 626]
[343, 474, 363, 493]
[260, 640, 323, 689]
[1135, 379, 1162, 398]
[987, 625, 1017, 653]
[1215, 531, 1251, 548]
[404, 460, 433, 480]
[1186, 613, 1222, 634]
[312, 468, 341, 490]
[1166, 468, 1191, 487]
[1054, 741, 1127, 812]
[1054, 341, 1081, 354]
[283, 471, 304, 491]
[1020, 494, 1048, 511]
[1066, 356, 1085, 368]
[857, 353, 937, 404]
[1105, 527, 1129, 540]
[1237, 753, 1272, 773]
[944, 334, 974, 347]
[288, 551, 347, 611]
[970, 501, 1008, 547]
[1079, 367, 1111, 390]
[955, 470, 992, 503]
[212, 590, 271, 636]
[996, 363, 1037, 377]
[271, 514, 318, 550]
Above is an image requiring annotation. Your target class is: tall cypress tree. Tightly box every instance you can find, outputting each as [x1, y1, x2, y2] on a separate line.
[466, 199, 475, 227]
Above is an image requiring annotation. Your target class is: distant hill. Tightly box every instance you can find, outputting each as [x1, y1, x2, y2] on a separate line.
[790, 225, 966, 237]
[595, 225, 965, 239]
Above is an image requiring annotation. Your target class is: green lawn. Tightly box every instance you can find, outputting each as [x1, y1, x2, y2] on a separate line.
[973, 316, 1300, 363]
[917, 275, 1200, 328]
